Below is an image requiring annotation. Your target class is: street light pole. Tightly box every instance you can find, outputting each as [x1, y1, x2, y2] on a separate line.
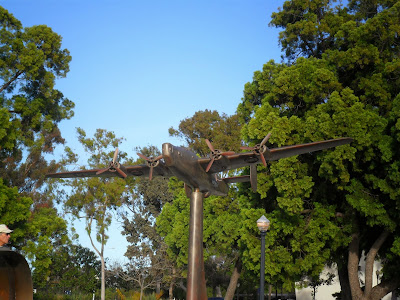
[257, 215, 270, 300]
[260, 230, 266, 300]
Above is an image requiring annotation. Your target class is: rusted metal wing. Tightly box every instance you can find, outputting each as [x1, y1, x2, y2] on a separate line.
[46, 164, 171, 179]
[199, 137, 353, 173]
[266, 137, 352, 161]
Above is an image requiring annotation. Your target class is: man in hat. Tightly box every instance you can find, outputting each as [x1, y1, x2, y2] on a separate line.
[0, 224, 12, 248]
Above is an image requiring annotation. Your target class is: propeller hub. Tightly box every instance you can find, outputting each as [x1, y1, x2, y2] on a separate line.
[146, 158, 160, 168]
[210, 149, 222, 160]
[108, 161, 120, 172]
[137, 153, 163, 180]
[95, 148, 127, 178]
[253, 144, 267, 155]
[204, 139, 235, 172]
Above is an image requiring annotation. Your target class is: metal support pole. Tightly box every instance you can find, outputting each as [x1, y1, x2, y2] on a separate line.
[260, 231, 266, 300]
[186, 189, 207, 300]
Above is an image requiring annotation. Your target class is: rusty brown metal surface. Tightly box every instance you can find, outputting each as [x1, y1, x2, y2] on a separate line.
[0, 250, 33, 300]
[186, 189, 207, 300]
[45, 133, 353, 300]
[47, 137, 354, 196]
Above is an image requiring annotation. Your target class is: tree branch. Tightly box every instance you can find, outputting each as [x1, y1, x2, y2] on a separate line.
[178, 280, 187, 292]
[87, 215, 101, 258]
[365, 229, 390, 297]
[224, 257, 242, 300]
[371, 276, 400, 300]
[0, 70, 23, 93]
[348, 231, 363, 299]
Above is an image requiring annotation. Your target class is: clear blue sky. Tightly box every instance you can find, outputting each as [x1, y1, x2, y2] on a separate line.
[2, 0, 285, 263]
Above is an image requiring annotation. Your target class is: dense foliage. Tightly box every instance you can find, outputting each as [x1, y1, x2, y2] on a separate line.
[158, 110, 251, 299]
[58, 128, 128, 300]
[35, 244, 101, 295]
[237, 1, 400, 299]
[3, 2, 400, 299]
[121, 145, 177, 299]
[157, 1, 400, 300]
[0, 5, 73, 285]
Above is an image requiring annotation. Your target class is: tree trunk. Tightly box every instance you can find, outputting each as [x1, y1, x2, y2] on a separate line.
[156, 280, 161, 294]
[89, 227, 105, 300]
[364, 230, 390, 298]
[369, 277, 400, 300]
[178, 280, 187, 292]
[337, 262, 352, 300]
[268, 284, 272, 300]
[169, 277, 175, 300]
[140, 285, 144, 300]
[216, 286, 222, 297]
[224, 258, 242, 300]
[348, 231, 363, 300]
[100, 255, 106, 300]
[169, 282, 174, 300]
[347, 229, 400, 300]
[87, 213, 107, 300]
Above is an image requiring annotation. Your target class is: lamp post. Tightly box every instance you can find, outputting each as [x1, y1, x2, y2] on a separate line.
[257, 215, 270, 300]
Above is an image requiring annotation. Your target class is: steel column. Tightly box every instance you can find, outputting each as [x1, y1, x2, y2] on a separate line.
[186, 189, 207, 300]
[260, 231, 266, 300]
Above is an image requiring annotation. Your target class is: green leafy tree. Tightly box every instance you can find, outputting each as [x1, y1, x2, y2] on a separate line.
[0, 6, 73, 285]
[122, 146, 173, 254]
[121, 146, 181, 300]
[50, 244, 101, 294]
[158, 110, 248, 300]
[0, 178, 32, 234]
[169, 109, 242, 155]
[0, 5, 73, 190]
[111, 246, 164, 300]
[32, 243, 100, 297]
[58, 128, 127, 300]
[24, 204, 69, 288]
[237, 1, 400, 299]
[157, 179, 267, 300]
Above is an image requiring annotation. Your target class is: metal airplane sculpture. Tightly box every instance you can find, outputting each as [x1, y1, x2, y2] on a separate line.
[46, 133, 352, 196]
[46, 133, 353, 300]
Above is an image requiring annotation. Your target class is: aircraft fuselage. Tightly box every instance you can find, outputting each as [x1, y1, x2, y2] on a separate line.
[162, 143, 229, 196]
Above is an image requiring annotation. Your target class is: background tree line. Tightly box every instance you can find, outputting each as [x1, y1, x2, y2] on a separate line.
[2, 1, 400, 300]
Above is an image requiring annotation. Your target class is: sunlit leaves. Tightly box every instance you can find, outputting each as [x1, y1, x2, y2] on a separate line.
[62, 129, 127, 249]
[22, 205, 69, 287]
[0, 6, 74, 193]
[169, 109, 242, 156]
[0, 178, 32, 229]
[236, 1, 400, 294]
